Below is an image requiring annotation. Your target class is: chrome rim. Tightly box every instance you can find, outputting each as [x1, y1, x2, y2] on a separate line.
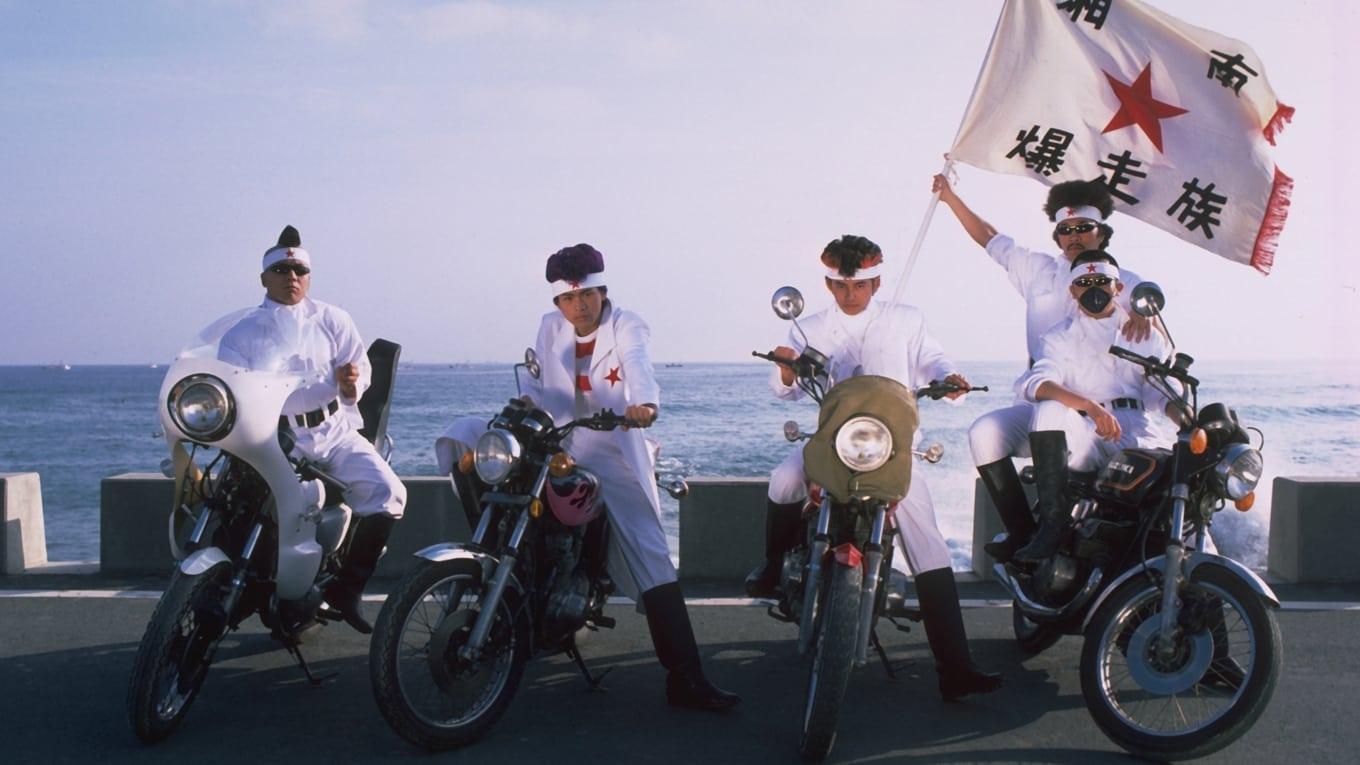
[1095, 579, 1254, 736]
[395, 573, 516, 729]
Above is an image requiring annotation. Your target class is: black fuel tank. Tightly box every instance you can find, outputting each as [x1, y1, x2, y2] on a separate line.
[1096, 448, 1172, 506]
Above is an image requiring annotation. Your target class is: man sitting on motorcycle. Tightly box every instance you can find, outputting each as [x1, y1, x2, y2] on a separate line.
[1011, 250, 1178, 562]
[220, 225, 406, 633]
[745, 234, 1002, 701]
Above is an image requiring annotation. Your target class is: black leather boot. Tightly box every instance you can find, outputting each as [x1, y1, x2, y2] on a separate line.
[744, 500, 803, 598]
[977, 459, 1036, 563]
[642, 582, 741, 711]
[324, 513, 396, 634]
[916, 568, 1002, 701]
[1013, 431, 1071, 563]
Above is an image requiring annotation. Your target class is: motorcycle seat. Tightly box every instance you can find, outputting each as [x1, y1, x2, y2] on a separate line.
[358, 338, 401, 448]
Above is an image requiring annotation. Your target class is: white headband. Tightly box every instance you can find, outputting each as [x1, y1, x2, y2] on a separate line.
[1057, 205, 1105, 224]
[551, 270, 607, 297]
[824, 264, 882, 281]
[262, 246, 312, 271]
[1070, 261, 1120, 282]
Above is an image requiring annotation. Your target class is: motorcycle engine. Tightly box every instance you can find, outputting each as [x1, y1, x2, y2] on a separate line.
[542, 521, 589, 642]
[1032, 553, 1081, 604]
[780, 546, 809, 615]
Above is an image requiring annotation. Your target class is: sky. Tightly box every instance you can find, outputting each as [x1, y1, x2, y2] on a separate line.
[2, 0, 1356, 366]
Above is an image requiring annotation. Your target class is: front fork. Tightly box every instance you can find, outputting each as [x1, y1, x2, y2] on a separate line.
[459, 461, 551, 662]
[853, 504, 888, 666]
[797, 497, 833, 656]
[1155, 483, 1191, 660]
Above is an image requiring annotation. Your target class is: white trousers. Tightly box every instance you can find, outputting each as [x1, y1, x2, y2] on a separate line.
[1029, 400, 1167, 472]
[295, 421, 406, 519]
[767, 447, 952, 574]
[968, 403, 1036, 466]
[436, 416, 677, 603]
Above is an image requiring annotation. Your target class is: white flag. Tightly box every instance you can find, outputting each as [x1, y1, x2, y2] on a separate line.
[950, 0, 1293, 273]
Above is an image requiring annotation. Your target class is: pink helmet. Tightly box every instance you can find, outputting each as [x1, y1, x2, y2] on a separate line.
[545, 467, 603, 527]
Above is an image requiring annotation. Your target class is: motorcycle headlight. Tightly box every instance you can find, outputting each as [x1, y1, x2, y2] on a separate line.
[833, 416, 893, 473]
[167, 374, 234, 442]
[474, 429, 522, 485]
[1212, 443, 1262, 500]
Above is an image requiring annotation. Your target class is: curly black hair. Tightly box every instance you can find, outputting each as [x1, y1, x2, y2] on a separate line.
[1069, 249, 1120, 271]
[821, 235, 882, 277]
[1044, 181, 1115, 249]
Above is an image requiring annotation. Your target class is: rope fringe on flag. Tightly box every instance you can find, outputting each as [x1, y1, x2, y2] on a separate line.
[1250, 166, 1293, 275]
[1264, 103, 1295, 146]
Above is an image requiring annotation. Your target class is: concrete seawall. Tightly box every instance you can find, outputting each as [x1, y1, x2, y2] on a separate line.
[2, 472, 1357, 584]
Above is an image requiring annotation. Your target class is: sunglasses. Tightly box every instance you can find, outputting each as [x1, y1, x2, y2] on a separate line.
[1055, 222, 1099, 236]
[268, 263, 310, 277]
[1072, 275, 1113, 289]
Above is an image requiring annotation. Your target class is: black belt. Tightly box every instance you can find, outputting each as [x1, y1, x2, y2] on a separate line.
[280, 399, 340, 429]
[1104, 397, 1143, 411]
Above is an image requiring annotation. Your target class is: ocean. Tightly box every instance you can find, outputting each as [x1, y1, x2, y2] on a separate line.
[2, 361, 1357, 570]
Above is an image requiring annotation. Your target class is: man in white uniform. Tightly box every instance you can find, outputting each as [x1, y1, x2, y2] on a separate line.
[1012, 250, 1177, 561]
[745, 235, 1001, 701]
[933, 176, 1153, 561]
[438, 244, 739, 711]
[221, 225, 406, 633]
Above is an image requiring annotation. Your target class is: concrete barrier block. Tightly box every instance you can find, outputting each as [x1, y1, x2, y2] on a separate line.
[678, 477, 768, 584]
[100, 474, 466, 578]
[970, 478, 1036, 581]
[2, 473, 49, 574]
[1268, 477, 1360, 583]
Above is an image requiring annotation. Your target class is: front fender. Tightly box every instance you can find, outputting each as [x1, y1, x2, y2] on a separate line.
[180, 547, 231, 576]
[414, 543, 516, 592]
[1082, 551, 1281, 632]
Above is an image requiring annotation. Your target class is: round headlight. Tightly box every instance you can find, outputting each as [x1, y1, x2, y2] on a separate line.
[1213, 444, 1262, 500]
[474, 429, 522, 485]
[168, 375, 234, 442]
[834, 416, 893, 473]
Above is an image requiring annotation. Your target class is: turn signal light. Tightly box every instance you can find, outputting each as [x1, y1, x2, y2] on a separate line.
[529, 498, 545, 519]
[548, 452, 575, 477]
[1189, 428, 1208, 455]
[458, 451, 476, 474]
[1235, 492, 1256, 512]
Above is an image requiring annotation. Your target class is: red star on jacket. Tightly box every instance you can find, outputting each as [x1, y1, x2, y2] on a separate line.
[604, 367, 622, 386]
[1101, 63, 1188, 153]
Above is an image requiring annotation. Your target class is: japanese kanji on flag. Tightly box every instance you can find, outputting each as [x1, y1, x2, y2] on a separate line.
[949, 0, 1294, 274]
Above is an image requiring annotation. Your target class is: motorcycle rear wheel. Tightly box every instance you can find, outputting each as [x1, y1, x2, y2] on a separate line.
[1012, 600, 1063, 655]
[370, 559, 529, 751]
[1080, 564, 1282, 761]
[126, 562, 232, 743]
[797, 563, 863, 762]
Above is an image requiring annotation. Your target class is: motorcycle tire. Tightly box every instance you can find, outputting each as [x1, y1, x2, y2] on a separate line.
[127, 561, 232, 743]
[797, 563, 863, 763]
[1012, 600, 1063, 655]
[370, 559, 530, 751]
[1080, 564, 1282, 761]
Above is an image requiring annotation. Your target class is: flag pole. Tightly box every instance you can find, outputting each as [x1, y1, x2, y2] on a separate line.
[887, 0, 1010, 306]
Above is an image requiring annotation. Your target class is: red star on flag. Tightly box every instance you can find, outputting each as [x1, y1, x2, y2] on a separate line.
[1101, 63, 1188, 153]
[604, 367, 622, 386]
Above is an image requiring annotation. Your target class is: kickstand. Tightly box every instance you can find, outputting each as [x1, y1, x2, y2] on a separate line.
[870, 628, 916, 681]
[566, 643, 611, 691]
[284, 640, 337, 687]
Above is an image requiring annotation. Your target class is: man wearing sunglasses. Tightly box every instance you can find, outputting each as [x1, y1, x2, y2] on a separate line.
[931, 175, 1155, 562]
[1010, 250, 1177, 562]
[247, 225, 407, 633]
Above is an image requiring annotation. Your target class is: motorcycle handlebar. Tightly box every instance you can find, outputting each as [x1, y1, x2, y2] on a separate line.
[914, 381, 988, 400]
[1108, 346, 1199, 387]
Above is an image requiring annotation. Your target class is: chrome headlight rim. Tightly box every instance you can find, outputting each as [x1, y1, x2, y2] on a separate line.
[167, 374, 235, 442]
[833, 416, 894, 473]
[1212, 443, 1262, 500]
[474, 428, 522, 485]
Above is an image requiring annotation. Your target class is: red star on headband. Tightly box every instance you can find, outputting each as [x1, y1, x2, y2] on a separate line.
[1066, 207, 1079, 219]
[605, 367, 622, 386]
[569, 280, 582, 289]
[1086, 264, 1098, 273]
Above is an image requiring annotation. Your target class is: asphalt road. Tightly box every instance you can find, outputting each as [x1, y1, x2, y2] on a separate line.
[1, 583, 1356, 764]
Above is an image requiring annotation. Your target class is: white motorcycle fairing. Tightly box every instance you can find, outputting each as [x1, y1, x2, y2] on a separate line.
[158, 308, 334, 601]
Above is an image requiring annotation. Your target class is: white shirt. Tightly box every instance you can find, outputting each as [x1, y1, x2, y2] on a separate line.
[1020, 310, 1172, 413]
[985, 234, 1143, 364]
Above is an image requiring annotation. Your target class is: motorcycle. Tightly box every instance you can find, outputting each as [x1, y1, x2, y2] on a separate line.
[368, 350, 687, 751]
[991, 282, 1282, 760]
[127, 306, 401, 742]
[751, 287, 978, 762]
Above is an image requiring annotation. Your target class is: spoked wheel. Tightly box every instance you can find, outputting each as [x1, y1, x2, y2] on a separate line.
[370, 559, 529, 751]
[1080, 564, 1282, 761]
[797, 563, 863, 762]
[127, 562, 232, 743]
[1012, 600, 1063, 655]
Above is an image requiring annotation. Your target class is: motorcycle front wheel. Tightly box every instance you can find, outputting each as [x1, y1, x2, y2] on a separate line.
[1080, 564, 1282, 761]
[797, 563, 863, 762]
[126, 562, 232, 743]
[370, 559, 529, 751]
[1012, 601, 1063, 655]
